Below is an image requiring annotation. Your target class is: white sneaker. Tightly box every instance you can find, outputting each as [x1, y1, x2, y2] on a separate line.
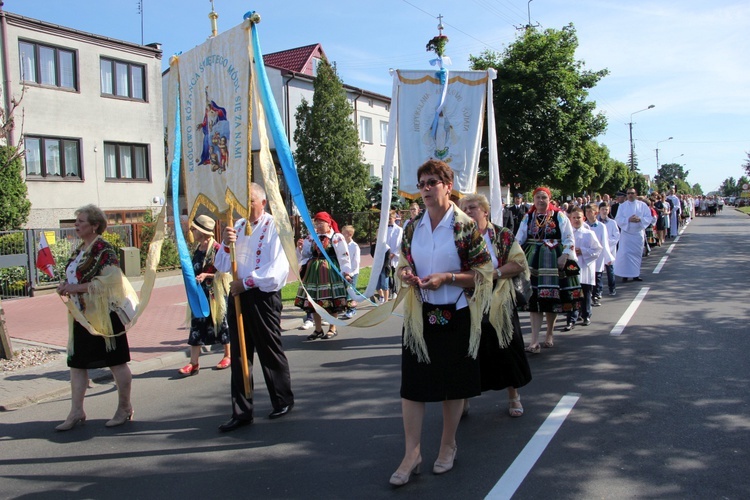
[300, 319, 314, 330]
[378, 297, 385, 305]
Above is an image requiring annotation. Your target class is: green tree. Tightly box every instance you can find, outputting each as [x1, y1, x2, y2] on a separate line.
[366, 176, 401, 209]
[0, 146, 31, 230]
[293, 59, 370, 215]
[599, 159, 631, 196]
[469, 24, 608, 193]
[719, 177, 737, 197]
[654, 162, 689, 193]
[742, 152, 750, 177]
[691, 183, 703, 196]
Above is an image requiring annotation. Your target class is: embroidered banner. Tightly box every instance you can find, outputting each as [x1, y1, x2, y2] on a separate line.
[171, 23, 252, 219]
[396, 70, 489, 198]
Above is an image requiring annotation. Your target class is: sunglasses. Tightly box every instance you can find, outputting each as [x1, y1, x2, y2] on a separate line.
[416, 179, 443, 190]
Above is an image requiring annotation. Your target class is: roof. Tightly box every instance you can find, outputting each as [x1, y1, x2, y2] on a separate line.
[263, 43, 326, 75]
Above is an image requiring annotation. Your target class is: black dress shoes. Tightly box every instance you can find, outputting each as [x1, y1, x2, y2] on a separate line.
[218, 417, 253, 432]
[268, 404, 294, 420]
[633, 277, 643, 281]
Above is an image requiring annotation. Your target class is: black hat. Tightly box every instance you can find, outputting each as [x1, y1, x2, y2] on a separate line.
[615, 190, 626, 197]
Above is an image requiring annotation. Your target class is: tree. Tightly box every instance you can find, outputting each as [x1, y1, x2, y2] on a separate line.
[366, 176, 401, 209]
[654, 162, 690, 193]
[599, 159, 631, 197]
[0, 146, 31, 230]
[742, 152, 750, 177]
[469, 24, 608, 193]
[691, 183, 703, 196]
[293, 59, 370, 216]
[719, 177, 737, 197]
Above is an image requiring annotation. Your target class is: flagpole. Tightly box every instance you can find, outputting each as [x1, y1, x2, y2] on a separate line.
[227, 209, 252, 398]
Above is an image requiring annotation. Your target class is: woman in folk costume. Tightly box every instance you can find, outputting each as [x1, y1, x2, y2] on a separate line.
[294, 212, 352, 340]
[178, 215, 232, 376]
[459, 194, 531, 419]
[516, 187, 581, 354]
[55, 204, 140, 431]
[389, 160, 493, 486]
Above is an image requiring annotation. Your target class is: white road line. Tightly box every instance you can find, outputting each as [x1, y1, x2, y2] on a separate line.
[610, 287, 649, 336]
[485, 393, 580, 500]
[673, 235, 681, 243]
[666, 243, 676, 254]
[653, 256, 668, 274]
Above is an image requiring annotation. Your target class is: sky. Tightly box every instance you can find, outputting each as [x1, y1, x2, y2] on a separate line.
[8, 0, 750, 193]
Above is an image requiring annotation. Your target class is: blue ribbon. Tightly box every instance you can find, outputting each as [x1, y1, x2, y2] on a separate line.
[171, 88, 210, 318]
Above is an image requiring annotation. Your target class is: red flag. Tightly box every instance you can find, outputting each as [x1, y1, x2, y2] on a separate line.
[36, 232, 56, 279]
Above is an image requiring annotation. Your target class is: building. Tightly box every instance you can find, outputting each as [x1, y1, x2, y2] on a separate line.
[0, 9, 166, 229]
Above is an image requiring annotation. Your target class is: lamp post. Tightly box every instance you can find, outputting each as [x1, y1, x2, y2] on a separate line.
[655, 136, 673, 171]
[672, 154, 684, 163]
[628, 104, 655, 170]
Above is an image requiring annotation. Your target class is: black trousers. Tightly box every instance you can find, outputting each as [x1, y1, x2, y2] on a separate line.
[227, 288, 294, 420]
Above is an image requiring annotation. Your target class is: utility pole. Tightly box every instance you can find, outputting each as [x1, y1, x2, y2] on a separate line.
[515, 0, 540, 30]
[137, 1, 144, 45]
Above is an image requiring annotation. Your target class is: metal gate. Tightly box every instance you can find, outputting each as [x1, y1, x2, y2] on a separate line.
[0, 226, 133, 300]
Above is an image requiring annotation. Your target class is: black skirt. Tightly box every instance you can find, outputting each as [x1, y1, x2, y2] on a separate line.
[400, 303, 480, 402]
[67, 312, 131, 369]
[479, 307, 532, 392]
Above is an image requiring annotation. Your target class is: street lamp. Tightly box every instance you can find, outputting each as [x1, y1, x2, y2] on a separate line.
[672, 154, 684, 163]
[629, 104, 655, 170]
[655, 136, 673, 170]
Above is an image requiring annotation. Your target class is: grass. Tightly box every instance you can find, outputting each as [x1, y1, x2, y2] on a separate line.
[738, 206, 750, 215]
[281, 266, 373, 303]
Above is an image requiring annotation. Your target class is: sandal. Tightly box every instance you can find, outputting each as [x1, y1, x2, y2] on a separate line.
[508, 396, 524, 418]
[543, 341, 554, 348]
[524, 344, 540, 354]
[324, 328, 338, 339]
[307, 330, 324, 340]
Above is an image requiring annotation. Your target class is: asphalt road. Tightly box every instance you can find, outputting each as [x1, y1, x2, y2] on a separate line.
[1, 211, 748, 499]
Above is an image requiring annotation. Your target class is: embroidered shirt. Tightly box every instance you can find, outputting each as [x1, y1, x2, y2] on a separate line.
[214, 212, 289, 292]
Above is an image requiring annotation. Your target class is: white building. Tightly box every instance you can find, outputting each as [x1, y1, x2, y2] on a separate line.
[0, 9, 166, 228]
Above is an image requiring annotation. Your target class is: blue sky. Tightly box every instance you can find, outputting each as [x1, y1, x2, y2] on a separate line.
[8, 0, 750, 193]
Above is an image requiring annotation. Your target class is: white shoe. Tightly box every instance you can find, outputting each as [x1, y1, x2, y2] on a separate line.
[300, 319, 313, 330]
[378, 297, 385, 305]
[322, 320, 330, 326]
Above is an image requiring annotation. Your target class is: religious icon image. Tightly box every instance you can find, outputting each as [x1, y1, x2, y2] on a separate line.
[196, 86, 230, 173]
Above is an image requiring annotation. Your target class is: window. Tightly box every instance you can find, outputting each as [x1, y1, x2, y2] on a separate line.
[311, 57, 322, 76]
[104, 142, 149, 180]
[380, 121, 389, 145]
[359, 116, 373, 143]
[100, 57, 146, 100]
[18, 40, 77, 90]
[24, 136, 81, 179]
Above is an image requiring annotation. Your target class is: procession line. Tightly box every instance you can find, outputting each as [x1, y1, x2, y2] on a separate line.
[610, 287, 649, 336]
[485, 393, 580, 500]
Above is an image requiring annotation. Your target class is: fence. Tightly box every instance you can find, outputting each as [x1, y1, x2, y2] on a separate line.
[0, 225, 133, 300]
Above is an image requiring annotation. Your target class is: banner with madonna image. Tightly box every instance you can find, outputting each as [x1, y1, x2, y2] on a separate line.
[396, 70, 492, 198]
[169, 22, 252, 220]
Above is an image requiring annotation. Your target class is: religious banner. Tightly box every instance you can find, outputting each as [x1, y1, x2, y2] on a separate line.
[396, 70, 490, 198]
[171, 23, 252, 220]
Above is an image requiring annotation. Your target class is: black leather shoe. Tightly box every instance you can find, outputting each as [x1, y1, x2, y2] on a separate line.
[218, 417, 253, 432]
[633, 277, 643, 281]
[268, 404, 294, 420]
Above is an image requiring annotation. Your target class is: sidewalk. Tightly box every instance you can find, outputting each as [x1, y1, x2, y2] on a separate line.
[0, 271, 218, 410]
[0, 250, 376, 411]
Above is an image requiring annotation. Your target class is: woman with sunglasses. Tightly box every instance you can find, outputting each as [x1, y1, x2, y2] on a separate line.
[389, 160, 493, 486]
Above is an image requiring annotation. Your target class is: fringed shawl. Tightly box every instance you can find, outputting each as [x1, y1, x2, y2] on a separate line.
[397, 203, 493, 363]
[185, 238, 231, 331]
[486, 224, 530, 348]
[64, 237, 139, 353]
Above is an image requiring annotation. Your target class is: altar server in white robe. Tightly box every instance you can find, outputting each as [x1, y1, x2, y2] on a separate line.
[614, 188, 654, 281]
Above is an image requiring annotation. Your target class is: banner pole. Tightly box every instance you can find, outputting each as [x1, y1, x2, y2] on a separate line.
[227, 208, 252, 398]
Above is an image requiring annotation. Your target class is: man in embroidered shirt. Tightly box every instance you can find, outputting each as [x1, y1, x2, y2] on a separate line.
[214, 183, 294, 432]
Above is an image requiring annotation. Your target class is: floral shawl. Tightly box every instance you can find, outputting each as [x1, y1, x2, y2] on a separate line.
[396, 203, 493, 362]
[188, 238, 231, 332]
[63, 237, 139, 353]
[485, 224, 530, 348]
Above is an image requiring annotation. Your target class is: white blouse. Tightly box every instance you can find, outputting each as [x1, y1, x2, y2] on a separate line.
[410, 205, 467, 309]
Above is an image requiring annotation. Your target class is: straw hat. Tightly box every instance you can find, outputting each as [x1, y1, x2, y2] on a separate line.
[191, 214, 216, 236]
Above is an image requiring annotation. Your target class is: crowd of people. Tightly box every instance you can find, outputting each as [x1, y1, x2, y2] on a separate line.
[53, 166, 709, 489]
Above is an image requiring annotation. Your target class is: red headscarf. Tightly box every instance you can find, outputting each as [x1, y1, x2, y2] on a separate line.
[528, 186, 557, 215]
[313, 211, 339, 233]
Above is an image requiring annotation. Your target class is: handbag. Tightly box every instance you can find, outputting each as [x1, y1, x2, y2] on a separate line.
[115, 295, 138, 327]
[512, 274, 532, 307]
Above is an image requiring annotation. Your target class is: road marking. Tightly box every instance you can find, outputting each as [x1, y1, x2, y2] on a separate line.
[653, 256, 668, 274]
[673, 235, 681, 243]
[485, 393, 580, 500]
[610, 287, 649, 336]
[666, 243, 677, 254]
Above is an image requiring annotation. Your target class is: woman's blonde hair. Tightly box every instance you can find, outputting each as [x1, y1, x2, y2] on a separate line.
[459, 193, 490, 215]
[75, 204, 108, 235]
